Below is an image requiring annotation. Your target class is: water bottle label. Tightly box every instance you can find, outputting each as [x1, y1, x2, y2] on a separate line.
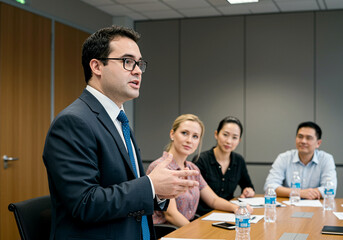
[265, 196, 276, 204]
[325, 188, 334, 195]
[235, 217, 250, 228]
[292, 182, 301, 189]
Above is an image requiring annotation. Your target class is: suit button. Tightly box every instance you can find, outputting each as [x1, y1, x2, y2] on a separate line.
[136, 216, 142, 221]
[141, 210, 145, 215]
[128, 213, 133, 217]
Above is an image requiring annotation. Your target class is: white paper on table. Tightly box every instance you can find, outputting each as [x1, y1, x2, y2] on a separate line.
[237, 197, 284, 208]
[231, 199, 267, 208]
[201, 212, 263, 223]
[333, 212, 343, 220]
[202, 212, 235, 222]
[282, 200, 322, 207]
[230, 200, 241, 206]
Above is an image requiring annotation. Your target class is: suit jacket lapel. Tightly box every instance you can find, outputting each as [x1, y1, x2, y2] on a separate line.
[79, 89, 137, 178]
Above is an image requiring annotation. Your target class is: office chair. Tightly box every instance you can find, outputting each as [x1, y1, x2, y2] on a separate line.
[154, 223, 178, 239]
[8, 195, 51, 240]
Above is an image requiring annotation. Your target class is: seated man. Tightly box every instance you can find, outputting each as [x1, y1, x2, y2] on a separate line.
[264, 121, 337, 199]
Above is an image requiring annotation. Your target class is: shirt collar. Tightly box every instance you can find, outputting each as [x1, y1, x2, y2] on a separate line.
[293, 149, 319, 165]
[86, 85, 124, 120]
[210, 147, 237, 167]
[209, 147, 218, 165]
[168, 157, 188, 170]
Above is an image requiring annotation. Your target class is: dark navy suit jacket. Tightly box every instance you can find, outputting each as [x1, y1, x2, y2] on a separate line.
[43, 89, 166, 239]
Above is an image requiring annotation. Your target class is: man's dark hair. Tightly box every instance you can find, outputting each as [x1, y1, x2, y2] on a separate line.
[296, 121, 322, 140]
[81, 25, 141, 83]
[216, 116, 243, 138]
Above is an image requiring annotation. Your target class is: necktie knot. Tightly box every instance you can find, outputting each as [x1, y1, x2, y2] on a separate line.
[117, 110, 129, 124]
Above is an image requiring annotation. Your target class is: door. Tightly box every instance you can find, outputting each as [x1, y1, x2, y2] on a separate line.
[54, 22, 88, 116]
[0, 3, 51, 239]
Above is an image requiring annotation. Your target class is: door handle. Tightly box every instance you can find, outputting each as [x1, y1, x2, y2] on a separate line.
[3, 155, 19, 169]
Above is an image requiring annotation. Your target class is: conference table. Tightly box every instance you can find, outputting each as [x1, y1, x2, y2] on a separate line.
[163, 197, 343, 239]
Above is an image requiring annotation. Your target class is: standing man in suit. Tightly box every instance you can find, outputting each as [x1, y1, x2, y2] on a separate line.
[43, 25, 199, 240]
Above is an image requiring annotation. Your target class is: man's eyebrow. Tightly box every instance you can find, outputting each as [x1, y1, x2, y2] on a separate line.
[120, 54, 142, 60]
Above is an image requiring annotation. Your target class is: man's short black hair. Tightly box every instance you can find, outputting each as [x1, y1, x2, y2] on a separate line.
[296, 121, 322, 140]
[81, 25, 141, 84]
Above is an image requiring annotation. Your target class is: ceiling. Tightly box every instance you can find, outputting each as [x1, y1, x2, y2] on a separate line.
[79, 0, 343, 21]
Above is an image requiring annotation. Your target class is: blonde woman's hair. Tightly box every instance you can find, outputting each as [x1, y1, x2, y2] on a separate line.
[165, 114, 205, 160]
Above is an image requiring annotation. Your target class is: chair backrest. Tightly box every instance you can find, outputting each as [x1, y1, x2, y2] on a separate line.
[154, 223, 178, 239]
[8, 195, 51, 240]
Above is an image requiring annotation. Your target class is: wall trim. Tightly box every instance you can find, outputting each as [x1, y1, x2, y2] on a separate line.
[142, 160, 343, 167]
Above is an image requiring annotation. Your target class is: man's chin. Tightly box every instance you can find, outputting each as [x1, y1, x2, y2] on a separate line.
[127, 92, 139, 100]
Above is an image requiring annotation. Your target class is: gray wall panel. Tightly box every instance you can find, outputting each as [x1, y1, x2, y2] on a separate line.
[135, 11, 343, 197]
[316, 11, 343, 164]
[135, 20, 180, 160]
[336, 167, 343, 198]
[180, 16, 245, 155]
[246, 13, 315, 163]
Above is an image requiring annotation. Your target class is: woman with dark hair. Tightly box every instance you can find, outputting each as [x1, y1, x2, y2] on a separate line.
[193, 116, 255, 215]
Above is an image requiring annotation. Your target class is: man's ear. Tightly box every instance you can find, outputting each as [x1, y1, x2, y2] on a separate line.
[316, 139, 322, 148]
[90, 59, 102, 77]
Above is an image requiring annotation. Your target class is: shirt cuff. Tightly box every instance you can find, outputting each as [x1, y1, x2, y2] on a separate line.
[146, 175, 167, 206]
[147, 175, 155, 199]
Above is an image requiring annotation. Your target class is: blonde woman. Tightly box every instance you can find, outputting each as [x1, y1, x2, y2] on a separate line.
[146, 114, 252, 227]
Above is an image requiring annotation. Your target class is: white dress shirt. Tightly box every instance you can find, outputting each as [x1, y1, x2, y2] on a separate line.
[85, 85, 157, 198]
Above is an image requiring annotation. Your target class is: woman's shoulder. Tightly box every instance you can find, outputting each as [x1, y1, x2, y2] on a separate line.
[146, 154, 166, 173]
[198, 148, 215, 160]
[185, 161, 200, 171]
[231, 151, 245, 161]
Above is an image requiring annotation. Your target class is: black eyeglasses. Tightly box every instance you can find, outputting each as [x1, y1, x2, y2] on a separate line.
[97, 58, 147, 73]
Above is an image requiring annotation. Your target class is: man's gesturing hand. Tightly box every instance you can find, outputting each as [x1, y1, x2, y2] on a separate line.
[148, 152, 199, 199]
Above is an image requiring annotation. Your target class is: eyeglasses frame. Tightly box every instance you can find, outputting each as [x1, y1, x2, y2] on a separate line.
[97, 57, 147, 73]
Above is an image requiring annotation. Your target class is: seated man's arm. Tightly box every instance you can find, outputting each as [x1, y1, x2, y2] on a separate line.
[264, 154, 288, 197]
[275, 186, 292, 198]
[276, 186, 320, 199]
[317, 154, 337, 198]
[300, 188, 321, 199]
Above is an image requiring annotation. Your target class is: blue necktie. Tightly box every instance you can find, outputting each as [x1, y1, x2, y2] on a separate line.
[117, 110, 150, 240]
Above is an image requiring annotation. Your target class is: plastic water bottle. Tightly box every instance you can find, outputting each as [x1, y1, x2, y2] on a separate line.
[264, 184, 277, 222]
[290, 171, 301, 204]
[235, 202, 250, 240]
[323, 177, 335, 211]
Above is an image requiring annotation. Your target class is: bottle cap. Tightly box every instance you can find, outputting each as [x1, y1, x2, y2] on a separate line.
[238, 202, 247, 207]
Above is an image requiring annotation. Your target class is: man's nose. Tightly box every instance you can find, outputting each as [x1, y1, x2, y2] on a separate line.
[131, 63, 142, 75]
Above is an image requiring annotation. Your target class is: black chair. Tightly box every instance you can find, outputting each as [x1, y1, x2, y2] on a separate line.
[154, 223, 178, 239]
[8, 195, 52, 240]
